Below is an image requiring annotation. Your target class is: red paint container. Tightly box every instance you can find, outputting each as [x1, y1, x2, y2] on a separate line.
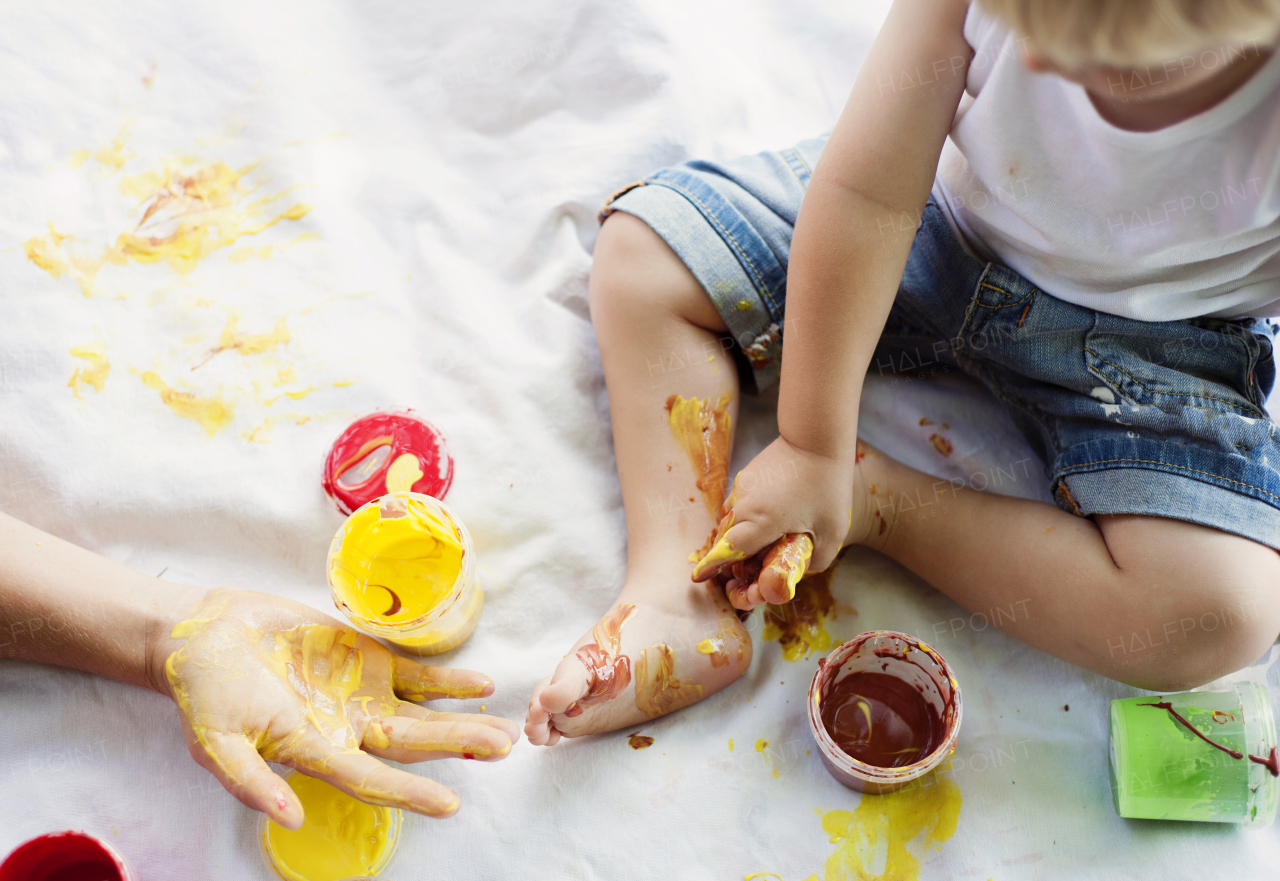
[0, 831, 134, 881]
[322, 410, 454, 515]
[808, 630, 962, 794]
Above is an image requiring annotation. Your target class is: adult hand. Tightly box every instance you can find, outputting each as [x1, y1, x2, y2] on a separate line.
[153, 587, 517, 828]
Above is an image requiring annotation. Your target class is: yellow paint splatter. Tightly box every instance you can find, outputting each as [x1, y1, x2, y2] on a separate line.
[228, 230, 318, 263]
[69, 149, 90, 168]
[68, 345, 110, 396]
[23, 223, 119, 296]
[115, 161, 310, 275]
[811, 769, 961, 881]
[728, 738, 735, 752]
[140, 371, 234, 438]
[194, 312, 290, 369]
[94, 125, 134, 170]
[244, 417, 274, 443]
[756, 739, 768, 752]
[763, 561, 839, 662]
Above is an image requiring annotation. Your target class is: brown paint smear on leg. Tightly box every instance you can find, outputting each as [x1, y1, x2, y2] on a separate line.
[565, 603, 638, 717]
[665, 394, 732, 519]
[634, 642, 704, 718]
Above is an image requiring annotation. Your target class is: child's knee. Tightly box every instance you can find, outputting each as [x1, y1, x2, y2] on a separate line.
[589, 213, 718, 330]
[1114, 579, 1279, 691]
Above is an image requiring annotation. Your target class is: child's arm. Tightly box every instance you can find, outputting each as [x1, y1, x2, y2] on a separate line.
[694, 0, 973, 596]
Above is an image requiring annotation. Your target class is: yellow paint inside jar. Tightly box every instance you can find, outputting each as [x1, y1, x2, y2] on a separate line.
[263, 774, 399, 881]
[329, 493, 465, 622]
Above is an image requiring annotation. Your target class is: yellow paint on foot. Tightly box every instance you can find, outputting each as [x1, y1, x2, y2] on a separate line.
[140, 371, 234, 438]
[634, 642, 703, 719]
[68, 345, 110, 396]
[812, 768, 962, 881]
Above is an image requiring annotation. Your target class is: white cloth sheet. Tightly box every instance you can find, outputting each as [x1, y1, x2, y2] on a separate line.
[1, 1, 1278, 878]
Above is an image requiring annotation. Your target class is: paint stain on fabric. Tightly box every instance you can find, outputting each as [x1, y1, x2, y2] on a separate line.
[763, 562, 840, 661]
[115, 161, 310, 275]
[228, 231, 319, 264]
[928, 434, 953, 457]
[23, 223, 120, 296]
[193, 311, 290, 368]
[140, 371, 234, 438]
[806, 769, 962, 881]
[665, 393, 732, 518]
[635, 642, 703, 718]
[68, 345, 110, 396]
[628, 732, 655, 750]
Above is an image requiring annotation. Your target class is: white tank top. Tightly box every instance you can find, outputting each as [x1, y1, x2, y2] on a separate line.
[933, 4, 1280, 320]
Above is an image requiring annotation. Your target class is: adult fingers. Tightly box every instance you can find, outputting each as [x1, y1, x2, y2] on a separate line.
[364, 715, 514, 763]
[393, 655, 494, 701]
[194, 729, 303, 829]
[393, 702, 522, 741]
[292, 743, 461, 818]
[692, 518, 778, 582]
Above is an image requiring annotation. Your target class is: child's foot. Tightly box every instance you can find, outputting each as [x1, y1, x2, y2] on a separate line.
[524, 572, 750, 745]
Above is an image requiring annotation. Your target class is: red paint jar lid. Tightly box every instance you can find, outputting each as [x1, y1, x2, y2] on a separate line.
[322, 409, 454, 515]
[0, 831, 132, 881]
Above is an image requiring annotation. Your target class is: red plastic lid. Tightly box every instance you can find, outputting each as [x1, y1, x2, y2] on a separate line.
[322, 409, 454, 515]
[0, 831, 130, 881]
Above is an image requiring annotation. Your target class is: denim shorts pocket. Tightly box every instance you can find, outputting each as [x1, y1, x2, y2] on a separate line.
[1083, 314, 1267, 418]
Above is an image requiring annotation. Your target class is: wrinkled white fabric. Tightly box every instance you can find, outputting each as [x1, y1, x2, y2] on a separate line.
[0, 1, 1277, 878]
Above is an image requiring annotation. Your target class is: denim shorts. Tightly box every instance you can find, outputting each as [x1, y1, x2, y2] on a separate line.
[601, 135, 1280, 550]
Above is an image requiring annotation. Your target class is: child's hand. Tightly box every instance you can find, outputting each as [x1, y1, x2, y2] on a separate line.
[691, 436, 852, 609]
[153, 588, 518, 828]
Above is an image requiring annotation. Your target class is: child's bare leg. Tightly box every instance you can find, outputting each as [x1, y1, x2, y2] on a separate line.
[525, 212, 751, 745]
[851, 448, 1280, 691]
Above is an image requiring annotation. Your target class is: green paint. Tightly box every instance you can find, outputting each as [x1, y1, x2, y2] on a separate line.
[1109, 682, 1277, 827]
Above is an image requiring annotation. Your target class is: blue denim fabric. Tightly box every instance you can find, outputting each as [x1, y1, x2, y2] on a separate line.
[602, 137, 1280, 550]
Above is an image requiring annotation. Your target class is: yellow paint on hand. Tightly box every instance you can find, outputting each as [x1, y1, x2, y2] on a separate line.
[329, 493, 465, 622]
[68, 345, 110, 396]
[385, 452, 424, 494]
[140, 371, 234, 438]
[263, 774, 399, 881]
[634, 642, 704, 719]
[811, 768, 962, 881]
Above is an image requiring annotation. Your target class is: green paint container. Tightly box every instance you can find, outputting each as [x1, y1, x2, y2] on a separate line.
[1109, 682, 1278, 828]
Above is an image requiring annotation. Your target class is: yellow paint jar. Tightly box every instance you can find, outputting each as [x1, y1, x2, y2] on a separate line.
[328, 490, 483, 655]
[260, 773, 401, 881]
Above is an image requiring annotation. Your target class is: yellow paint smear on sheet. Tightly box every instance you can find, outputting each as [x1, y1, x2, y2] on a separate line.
[229, 231, 319, 263]
[94, 125, 134, 170]
[68, 345, 110, 396]
[634, 642, 703, 719]
[115, 160, 310, 275]
[140, 371, 234, 438]
[23, 223, 121, 296]
[805, 769, 962, 881]
[763, 561, 839, 662]
[665, 393, 732, 518]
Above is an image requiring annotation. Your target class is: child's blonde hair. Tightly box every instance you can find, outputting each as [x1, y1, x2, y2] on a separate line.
[978, 0, 1280, 67]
